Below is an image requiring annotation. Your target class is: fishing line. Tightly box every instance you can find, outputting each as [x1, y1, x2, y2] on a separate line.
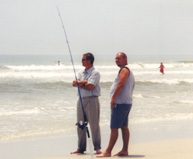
[56, 5, 94, 158]
[56, 5, 87, 125]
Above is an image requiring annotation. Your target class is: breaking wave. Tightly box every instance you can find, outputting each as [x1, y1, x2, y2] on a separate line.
[1, 62, 193, 85]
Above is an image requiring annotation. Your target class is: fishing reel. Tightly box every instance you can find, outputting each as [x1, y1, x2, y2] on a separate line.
[76, 121, 88, 129]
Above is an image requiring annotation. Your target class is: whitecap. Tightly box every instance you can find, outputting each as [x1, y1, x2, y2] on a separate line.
[0, 108, 40, 116]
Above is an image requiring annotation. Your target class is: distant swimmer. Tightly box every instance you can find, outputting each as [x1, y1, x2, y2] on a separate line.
[57, 61, 60, 65]
[159, 62, 164, 74]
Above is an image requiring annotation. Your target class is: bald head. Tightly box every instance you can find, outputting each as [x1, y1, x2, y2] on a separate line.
[117, 52, 127, 59]
[115, 52, 128, 67]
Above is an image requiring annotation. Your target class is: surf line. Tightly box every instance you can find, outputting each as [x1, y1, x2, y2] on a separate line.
[56, 5, 94, 157]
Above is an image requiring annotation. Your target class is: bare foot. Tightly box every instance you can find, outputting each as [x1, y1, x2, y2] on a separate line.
[96, 152, 111, 158]
[71, 149, 84, 154]
[113, 150, 128, 156]
[96, 149, 102, 154]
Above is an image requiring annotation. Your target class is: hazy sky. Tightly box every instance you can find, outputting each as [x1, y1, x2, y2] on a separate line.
[0, 0, 193, 57]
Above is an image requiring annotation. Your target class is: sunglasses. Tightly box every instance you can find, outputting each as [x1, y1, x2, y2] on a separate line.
[82, 59, 87, 61]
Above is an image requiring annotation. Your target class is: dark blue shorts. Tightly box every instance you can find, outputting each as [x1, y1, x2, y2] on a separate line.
[110, 104, 132, 129]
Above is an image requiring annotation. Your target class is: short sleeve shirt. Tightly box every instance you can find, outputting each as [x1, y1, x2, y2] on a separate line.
[77, 67, 101, 97]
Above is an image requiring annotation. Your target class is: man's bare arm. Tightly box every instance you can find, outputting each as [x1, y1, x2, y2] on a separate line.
[111, 68, 130, 108]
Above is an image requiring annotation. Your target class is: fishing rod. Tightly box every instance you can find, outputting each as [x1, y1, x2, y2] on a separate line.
[56, 5, 92, 143]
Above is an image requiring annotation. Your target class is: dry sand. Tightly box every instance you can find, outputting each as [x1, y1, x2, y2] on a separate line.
[37, 138, 193, 159]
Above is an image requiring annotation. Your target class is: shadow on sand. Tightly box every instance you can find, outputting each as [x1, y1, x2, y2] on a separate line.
[117, 154, 145, 158]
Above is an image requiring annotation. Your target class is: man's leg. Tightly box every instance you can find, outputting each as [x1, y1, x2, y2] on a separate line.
[86, 97, 101, 154]
[122, 126, 130, 152]
[114, 126, 129, 156]
[71, 127, 86, 154]
[71, 99, 87, 154]
[114, 104, 131, 156]
[96, 128, 118, 157]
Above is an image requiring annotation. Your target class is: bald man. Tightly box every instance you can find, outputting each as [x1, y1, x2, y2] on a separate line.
[97, 52, 135, 157]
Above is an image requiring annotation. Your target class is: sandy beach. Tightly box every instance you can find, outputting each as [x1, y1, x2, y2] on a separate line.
[34, 138, 193, 159]
[1, 121, 193, 159]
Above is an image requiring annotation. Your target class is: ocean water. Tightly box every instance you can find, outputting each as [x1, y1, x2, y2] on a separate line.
[0, 54, 193, 142]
